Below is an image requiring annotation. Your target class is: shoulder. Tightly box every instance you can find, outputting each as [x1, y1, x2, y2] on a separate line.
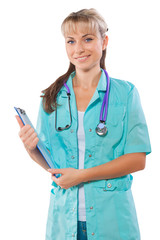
[109, 77, 136, 104]
[110, 77, 135, 93]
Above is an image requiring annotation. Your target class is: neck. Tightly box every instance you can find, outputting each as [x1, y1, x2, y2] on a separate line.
[73, 65, 102, 90]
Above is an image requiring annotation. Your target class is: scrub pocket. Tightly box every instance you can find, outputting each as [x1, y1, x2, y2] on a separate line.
[94, 105, 126, 160]
[114, 188, 141, 239]
[91, 175, 140, 240]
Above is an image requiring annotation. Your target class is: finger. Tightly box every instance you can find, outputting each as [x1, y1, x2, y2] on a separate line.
[19, 126, 39, 150]
[15, 115, 24, 128]
[19, 124, 32, 138]
[32, 137, 39, 146]
[21, 128, 37, 142]
[51, 175, 59, 185]
[24, 135, 39, 150]
[48, 168, 63, 174]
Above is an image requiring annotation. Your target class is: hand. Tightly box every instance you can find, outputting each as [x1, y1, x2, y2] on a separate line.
[48, 168, 85, 190]
[15, 115, 39, 151]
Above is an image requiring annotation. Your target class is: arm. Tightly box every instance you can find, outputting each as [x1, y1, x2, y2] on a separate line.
[26, 147, 50, 171]
[81, 152, 146, 182]
[48, 152, 146, 189]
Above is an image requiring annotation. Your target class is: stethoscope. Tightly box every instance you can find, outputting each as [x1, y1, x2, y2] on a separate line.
[55, 69, 110, 136]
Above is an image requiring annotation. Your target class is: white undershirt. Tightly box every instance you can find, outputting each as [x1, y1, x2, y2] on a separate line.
[77, 111, 86, 221]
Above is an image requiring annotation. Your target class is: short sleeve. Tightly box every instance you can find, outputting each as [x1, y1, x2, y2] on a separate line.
[36, 97, 51, 152]
[124, 85, 151, 155]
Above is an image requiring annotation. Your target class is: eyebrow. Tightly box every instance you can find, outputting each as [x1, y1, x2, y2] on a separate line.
[66, 34, 95, 39]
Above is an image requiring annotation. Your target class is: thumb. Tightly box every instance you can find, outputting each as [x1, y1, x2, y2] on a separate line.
[15, 115, 24, 128]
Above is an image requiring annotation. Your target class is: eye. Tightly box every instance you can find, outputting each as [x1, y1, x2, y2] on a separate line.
[85, 38, 93, 42]
[67, 40, 75, 44]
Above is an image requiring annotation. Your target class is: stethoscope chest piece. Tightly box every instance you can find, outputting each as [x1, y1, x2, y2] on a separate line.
[95, 122, 107, 136]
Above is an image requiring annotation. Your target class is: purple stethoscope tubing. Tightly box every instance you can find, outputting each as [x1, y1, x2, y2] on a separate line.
[64, 82, 70, 94]
[64, 69, 110, 123]
[100, 69, 110, 122]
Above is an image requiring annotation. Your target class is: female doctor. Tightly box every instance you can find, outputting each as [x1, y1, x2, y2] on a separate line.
[16, 8, 151, 240]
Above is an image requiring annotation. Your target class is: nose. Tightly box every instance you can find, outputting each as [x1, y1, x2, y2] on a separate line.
[75, 41, 85, 54]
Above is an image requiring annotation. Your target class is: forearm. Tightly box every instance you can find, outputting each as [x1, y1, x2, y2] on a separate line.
[26, 147, 50, 171]
[81, 152, 146, 182]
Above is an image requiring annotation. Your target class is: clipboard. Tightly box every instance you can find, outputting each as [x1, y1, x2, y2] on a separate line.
[14, 107, 60, 176]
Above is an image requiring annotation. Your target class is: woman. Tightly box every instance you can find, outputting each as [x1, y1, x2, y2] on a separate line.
[16, 8, 151, 240]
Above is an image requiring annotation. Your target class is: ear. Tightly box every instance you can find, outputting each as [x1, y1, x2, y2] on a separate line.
[102, 35, 109, 50]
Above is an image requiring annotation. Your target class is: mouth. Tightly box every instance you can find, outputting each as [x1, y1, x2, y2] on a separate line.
[75, 55, 90, 61]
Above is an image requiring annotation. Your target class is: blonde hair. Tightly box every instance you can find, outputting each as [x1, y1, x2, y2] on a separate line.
[61, 8, 108, 39]
[42, 9, 109, 113]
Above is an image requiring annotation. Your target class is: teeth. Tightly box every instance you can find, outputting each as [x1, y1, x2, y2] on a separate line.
[77, 56, 89, 60]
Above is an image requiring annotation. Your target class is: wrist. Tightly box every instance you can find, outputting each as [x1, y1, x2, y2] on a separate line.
[25, 145, 37, 155]
[79, 169, 89, 183]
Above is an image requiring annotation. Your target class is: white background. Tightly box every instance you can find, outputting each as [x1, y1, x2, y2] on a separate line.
[0, 0, 159, 239]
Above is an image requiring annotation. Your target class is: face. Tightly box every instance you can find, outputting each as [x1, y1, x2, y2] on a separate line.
[64, 22, 108, 71]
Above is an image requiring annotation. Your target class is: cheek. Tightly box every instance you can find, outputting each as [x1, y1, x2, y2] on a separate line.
[92, 45, 103, 59]
[88, 41, 103, 56]
[66, 46, 74, 59]
[95, 41, 103, 52]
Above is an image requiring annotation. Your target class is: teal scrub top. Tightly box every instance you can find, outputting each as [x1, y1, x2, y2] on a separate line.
[36, 69, 151, 240]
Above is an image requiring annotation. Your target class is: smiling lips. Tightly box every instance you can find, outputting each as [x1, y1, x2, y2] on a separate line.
[75, 55, 90, 62]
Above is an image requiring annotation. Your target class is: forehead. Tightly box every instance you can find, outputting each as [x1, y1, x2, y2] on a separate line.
[63, 21, 99, 38]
